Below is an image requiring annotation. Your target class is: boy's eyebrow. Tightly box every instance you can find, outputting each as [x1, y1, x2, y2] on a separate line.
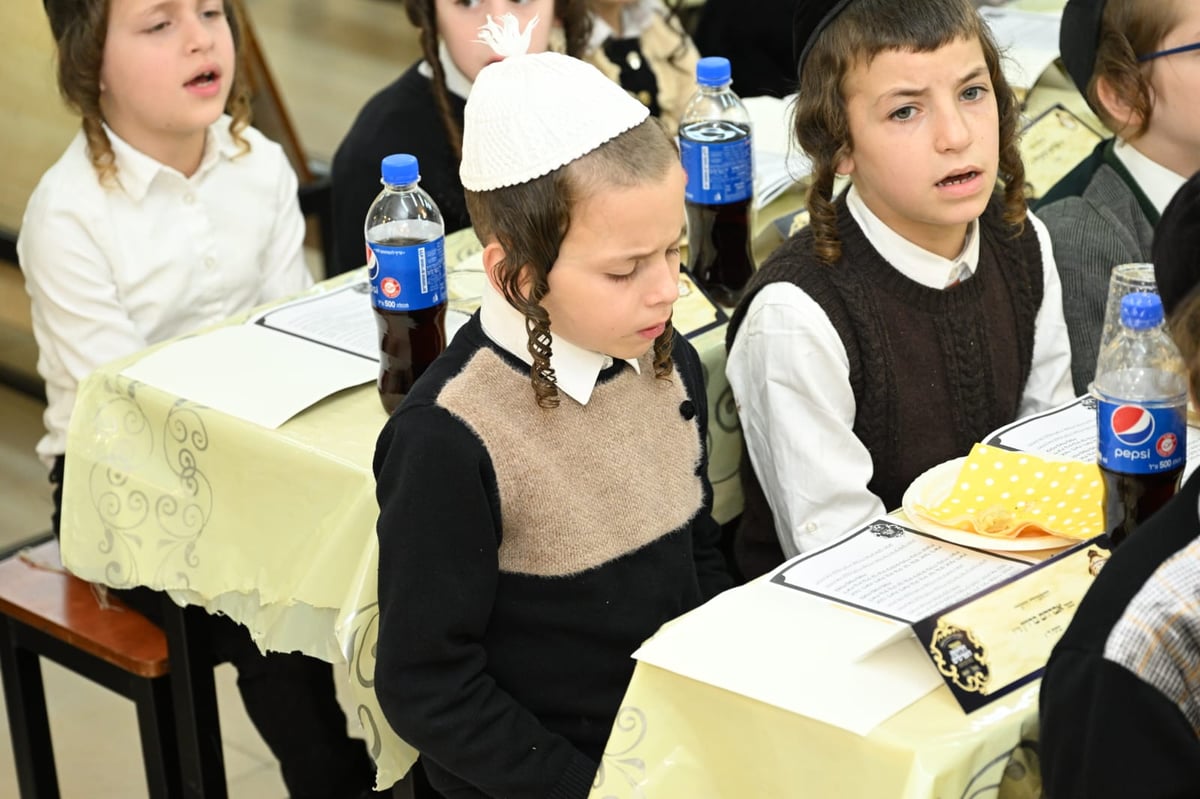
[610, 229, 686, 262]
[876, 65, 989, 105]
[137, 0, 181, 17]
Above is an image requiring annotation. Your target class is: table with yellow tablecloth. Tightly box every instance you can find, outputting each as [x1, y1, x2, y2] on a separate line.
[588, 663, 1042, 799]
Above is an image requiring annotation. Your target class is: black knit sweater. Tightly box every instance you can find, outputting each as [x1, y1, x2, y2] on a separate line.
[726, 194, 1043, 578]
[373, 315, 731, 798]
[330, 63, 470, 277]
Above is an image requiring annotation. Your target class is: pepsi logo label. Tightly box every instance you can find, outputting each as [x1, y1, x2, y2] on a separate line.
[1110, 404, 1155, 446]
[1097, 399, 1186, 475]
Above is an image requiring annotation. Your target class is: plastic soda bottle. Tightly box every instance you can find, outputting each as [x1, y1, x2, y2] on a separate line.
[1092, 292, 1188, 547]
[679, 56, 754, 307]
[365, 154, 447, 414]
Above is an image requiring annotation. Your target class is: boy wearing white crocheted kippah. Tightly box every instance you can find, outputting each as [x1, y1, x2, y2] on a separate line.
[372, 14, 733, 799]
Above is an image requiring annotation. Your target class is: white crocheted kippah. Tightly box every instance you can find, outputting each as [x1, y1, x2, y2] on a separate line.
[459, 14, 651, 192]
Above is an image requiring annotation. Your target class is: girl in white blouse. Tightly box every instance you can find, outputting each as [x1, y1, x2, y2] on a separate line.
[20, 1, 380, 796]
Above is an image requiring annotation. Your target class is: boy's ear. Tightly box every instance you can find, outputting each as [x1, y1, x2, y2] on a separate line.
[481, 240, 535, 299]
[1094, 74, 1144, 135]
[481, 240, 508, 295]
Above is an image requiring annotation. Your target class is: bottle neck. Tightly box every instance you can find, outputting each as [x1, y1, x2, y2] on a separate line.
[381, 180, 419, 192]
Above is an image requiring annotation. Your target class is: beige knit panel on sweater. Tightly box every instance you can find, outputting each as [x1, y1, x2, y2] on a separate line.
[437, 348, 704, 577]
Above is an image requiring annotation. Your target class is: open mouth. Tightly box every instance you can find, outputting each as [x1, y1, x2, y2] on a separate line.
[937, 171, 978, 187]
[185, 71, 219, 88]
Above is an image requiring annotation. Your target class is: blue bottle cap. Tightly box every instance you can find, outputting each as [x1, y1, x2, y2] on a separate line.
[1120, 291, 1164, 330]
[381, 153, 419, 186]
[696, 56, 732, 87]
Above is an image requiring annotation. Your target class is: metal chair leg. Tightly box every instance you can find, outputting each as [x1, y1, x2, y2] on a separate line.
[0, 620, 61, 799]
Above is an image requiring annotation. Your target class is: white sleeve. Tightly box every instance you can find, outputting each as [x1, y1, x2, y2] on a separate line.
[726, 283, 885, 557]
[1020, 211, 1077, 415]
[18, 185, 148, 387]
[257, 146, 313, 303]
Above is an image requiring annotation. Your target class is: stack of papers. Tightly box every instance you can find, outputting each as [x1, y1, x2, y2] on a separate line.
[121, 282, 380, 429]
[634, 518, 1031, 733]
[744, 95, 812, 210]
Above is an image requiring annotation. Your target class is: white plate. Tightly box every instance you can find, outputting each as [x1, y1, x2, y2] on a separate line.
[901, 457, 1078, 552]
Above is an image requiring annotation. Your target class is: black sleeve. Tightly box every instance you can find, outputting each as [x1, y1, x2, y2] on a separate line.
[373, 407, 597, 799]
[1040, 648, 1200, 798]
[329, 132, 381, 277]
[673, 336, 735, 599]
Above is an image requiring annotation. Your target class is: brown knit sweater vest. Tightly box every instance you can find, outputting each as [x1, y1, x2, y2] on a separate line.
[726, 194, 1043, 578]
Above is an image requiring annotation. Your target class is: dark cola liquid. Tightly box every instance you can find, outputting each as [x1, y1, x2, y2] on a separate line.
[371, 234, 446, 415]
[686, 198, 754, 308]
[680, 120, 755, 308]
[1101, 464, 1182, 548]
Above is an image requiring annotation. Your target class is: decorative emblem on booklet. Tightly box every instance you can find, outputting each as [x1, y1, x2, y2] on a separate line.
[911, 540, 1106, 713]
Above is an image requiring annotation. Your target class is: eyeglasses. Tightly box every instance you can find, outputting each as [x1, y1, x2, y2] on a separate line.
[1138, 41, 1200, 63]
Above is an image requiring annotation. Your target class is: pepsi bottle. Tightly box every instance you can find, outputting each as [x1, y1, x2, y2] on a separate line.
[1093, 292, 1187, 547]
[679, 56, 754, 307]
[365, 154, 447, 414]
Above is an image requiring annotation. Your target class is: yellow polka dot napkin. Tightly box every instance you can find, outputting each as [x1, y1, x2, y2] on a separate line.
[913, 444, 1105, 540]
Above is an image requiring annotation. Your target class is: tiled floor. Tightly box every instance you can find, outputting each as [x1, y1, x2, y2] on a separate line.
[0, 0, 421, 795]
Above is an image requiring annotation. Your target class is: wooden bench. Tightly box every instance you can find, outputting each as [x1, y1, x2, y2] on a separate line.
[0, 540, 181, 798]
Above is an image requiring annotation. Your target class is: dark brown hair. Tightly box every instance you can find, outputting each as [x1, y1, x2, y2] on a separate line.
[404, 0, 592, 162]
[1169, 291, 1200, 407]
[1088, 0, 1181, 138]
[794, 0, 1026, 264]
[44, 0, 252, 185]
[465, 117, 678, 408]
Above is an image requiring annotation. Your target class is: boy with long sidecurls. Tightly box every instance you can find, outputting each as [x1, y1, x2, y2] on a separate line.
[372, 15, 730, 799]
[724, 0, 1073, 579]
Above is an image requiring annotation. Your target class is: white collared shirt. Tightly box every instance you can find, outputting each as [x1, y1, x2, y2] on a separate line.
[726, 185, 1074, 557]
[478, 279, 640, 406]
[846, 188, 978, 288]
[1113, 138, 1188, 216]
[417, 41, 473, 101]
[19, 116, 312, 465]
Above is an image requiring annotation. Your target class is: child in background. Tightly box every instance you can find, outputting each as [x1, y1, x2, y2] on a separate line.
[724, 0, 1074, 579]
[20, 1, 379, 795]
[373, 16, 731, 798]
[328, 0, 591, 276]
[1036, 0, 1200, 394]
[1040, 171, 1200, 798]
[582, 0, 698, 135]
